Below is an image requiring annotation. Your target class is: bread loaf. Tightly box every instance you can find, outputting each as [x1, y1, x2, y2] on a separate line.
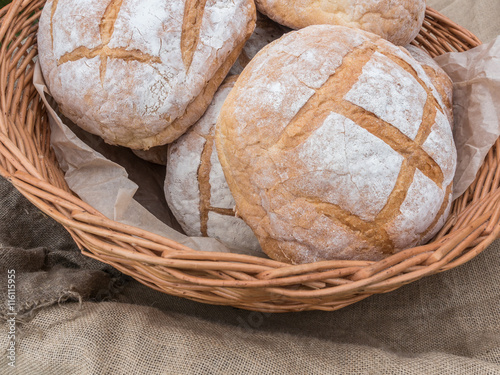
[38, 0, 256, 150]
[216, 25, 456, 264]
[405, 45, 454, 128]
[165, 77, 261, 255]
[255, 0, 425, 45]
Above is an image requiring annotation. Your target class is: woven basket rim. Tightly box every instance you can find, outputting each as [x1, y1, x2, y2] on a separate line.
[0, 1, 499, 312]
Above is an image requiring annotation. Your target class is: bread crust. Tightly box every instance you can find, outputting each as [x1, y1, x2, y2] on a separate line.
[38, 0, 256, 149]
[405, 45, 454, 128]
[255, 0, 425, 45]
[216, 25, 456, 264]
[165, 77, 261, 254]
[132, 145, 168, 165]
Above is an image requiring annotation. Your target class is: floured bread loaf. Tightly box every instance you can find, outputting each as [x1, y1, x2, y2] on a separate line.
[216, 25, 457, 264]
[405, 45, 454, 128]
[229, 13, 289, 75]
[255, 0, 425, 45]
[165, 76, 261, 255]
[38, 0, 256, 150]
[132, 145, 168, 166]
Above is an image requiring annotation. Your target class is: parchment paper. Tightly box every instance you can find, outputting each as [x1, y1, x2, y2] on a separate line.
[33, 36, 500, 252]
[33, 63, 243, 255]
[434, 35, 500, 199]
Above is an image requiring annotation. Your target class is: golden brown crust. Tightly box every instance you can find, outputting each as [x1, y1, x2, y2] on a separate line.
[58, 46, 162, 84]
[216, 25, 456, 264]
[197, 129, 234, 236]
[255, 0, 426, 45]
[100, 0, 123, 45]
[165, 77, 262, 254]
[272, 43, 444, 188]
[197, 77, 241, 236]
[49, 0, 59, 46]
[405, 45, 454, 128]
[39, 0, 257, 150]
[181, 0, 209, 71]
[422, 183, 453, 239]
[140, 35, 252, 149]
[131, 145, 168, 165]
[56, 0, 157, 84]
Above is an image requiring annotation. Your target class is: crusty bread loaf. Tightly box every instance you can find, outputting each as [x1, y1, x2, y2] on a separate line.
[405, 45, 454, 128]
[38, 0, 256, 150]
[255, 0, 425, 45]
[229, 13, 289, 75]
[216, 25, 456, 264]
[165, 76, 261, 255]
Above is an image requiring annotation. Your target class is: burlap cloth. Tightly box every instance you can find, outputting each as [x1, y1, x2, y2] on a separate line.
[1, 1, 500, 373]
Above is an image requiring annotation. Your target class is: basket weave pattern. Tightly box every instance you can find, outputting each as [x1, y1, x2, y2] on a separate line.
[0, 1, 497, 312]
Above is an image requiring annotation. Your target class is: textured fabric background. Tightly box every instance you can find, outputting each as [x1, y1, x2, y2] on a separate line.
[428, 0, 500, 43]
[0, 176, 123, 322]
[1, 1, 500, 374]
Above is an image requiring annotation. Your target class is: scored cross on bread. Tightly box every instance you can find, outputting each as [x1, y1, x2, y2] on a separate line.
[38, 0, 256, 150]
[216, 25, 456, 264]
[54, 0, 161, 83]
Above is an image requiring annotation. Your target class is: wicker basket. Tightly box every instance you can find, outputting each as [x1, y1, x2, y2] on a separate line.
[1, 1, 497, 312]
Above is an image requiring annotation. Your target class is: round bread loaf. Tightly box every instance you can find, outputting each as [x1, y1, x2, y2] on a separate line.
[255, 0, 425, 46]
[38, 0, 256, 150]
[229, 13, 289, 75]
[405, 45, 454, 128]
[216, 25, 457, 264]
[165, 76, 261, 255]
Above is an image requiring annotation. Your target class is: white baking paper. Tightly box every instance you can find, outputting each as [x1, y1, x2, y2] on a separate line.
[434, 35, 500, 199]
